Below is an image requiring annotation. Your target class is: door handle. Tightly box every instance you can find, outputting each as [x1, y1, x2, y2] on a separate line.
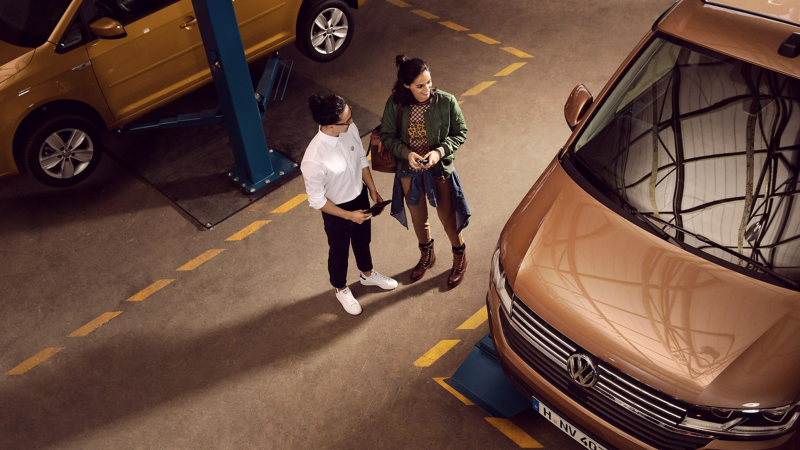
[180, 16, 197, 29]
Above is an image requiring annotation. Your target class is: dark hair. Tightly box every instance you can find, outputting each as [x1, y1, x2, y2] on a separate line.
[392, 54, 435, 106]
[308, 94, 347, 126]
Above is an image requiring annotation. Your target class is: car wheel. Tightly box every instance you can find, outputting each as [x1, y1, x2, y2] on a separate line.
[22, 114, 103, 187]
[296, 0, 354, 62]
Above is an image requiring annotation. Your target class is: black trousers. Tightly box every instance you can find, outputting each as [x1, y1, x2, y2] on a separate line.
[322, 185, 373, 289]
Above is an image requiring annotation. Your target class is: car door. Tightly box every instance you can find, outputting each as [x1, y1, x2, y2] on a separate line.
[85, 0, 208, 122]
[234, 0, 298, 59]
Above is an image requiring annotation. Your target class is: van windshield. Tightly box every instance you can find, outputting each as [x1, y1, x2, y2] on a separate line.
[0, 0, 73, 48]
[573, 36, 800, 284]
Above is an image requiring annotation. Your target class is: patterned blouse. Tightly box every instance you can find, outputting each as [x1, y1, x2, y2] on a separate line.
[408, 98, 432, 157]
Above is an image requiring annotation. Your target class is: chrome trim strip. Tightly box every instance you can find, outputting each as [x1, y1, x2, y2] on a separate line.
[508, 316, 568, 368]
[598, 366, 686, 411]
[596, 380, 683, 420]
[513, 302, 576, 352]
[511, 312, 572, 358]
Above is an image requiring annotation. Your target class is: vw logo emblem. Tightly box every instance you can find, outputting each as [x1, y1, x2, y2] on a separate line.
[567, 354, 597, 388]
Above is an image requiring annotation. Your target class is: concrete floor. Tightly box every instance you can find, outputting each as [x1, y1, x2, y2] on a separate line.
[0, 0, 673, 448]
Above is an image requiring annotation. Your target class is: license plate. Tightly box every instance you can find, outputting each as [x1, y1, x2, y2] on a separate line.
[532, 396, 609, 450]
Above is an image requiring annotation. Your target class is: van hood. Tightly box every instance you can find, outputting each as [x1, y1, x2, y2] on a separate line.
[0, 41, 34, 84]
[507, 160, 800, 408]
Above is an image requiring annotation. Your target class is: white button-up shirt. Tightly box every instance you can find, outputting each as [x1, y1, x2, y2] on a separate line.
[301, 122, 369, 210]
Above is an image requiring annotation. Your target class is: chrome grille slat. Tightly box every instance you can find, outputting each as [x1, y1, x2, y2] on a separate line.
[596, 382, 682, 423]
[511, 311, 571, 358]
[509, 316, 568, 367]
[598, 367, 686, 416]
[512, 300, 576, 352]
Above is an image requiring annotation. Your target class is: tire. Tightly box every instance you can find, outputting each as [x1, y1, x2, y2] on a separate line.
[22, 114, 103, 187]
[295, 0, 354, 62]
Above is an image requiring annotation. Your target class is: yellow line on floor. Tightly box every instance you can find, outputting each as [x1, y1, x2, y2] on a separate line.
[457, 306, 488, 330]
[439, 21, 468, 31]
[126, 279, 175, 302]
[68, 312, 123, 337]
[385, 0, 411, 6]
[501, 46, 533, 58]
[485, 418, 544, 448]
[414, 340, 460, 367]
[177, 249, 225, 271]
[411, 9, 438, 19]
[226, 220, 272, 241]
[462, 81, 496, 97]
[469, 33, 500, 44]
[458, 100, 464, 105]
[495, 62, 527, 77]
[433, 377, 474, 405]
[271, 194, 308, 213]
[6, 347, 66, 375]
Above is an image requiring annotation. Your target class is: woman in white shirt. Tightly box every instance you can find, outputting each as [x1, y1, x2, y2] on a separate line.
[301, 94, 398, 315]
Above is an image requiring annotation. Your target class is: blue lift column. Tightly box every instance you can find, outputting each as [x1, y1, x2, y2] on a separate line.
[191, 0, 296, 192]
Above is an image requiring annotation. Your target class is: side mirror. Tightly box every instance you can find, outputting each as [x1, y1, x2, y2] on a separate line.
[89, 17, 127, 39]
[564, 84, 593, 130]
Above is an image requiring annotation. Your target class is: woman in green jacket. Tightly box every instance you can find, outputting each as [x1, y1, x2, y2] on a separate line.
[380, 54, 471, 288]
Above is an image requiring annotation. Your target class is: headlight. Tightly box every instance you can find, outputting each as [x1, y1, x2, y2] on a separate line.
[491, 247, 513, 314]
[680, 404, 800, 438]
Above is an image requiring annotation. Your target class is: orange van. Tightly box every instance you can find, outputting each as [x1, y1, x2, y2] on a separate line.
[490, 1, 800, 449]
[0, 0, 366, 187]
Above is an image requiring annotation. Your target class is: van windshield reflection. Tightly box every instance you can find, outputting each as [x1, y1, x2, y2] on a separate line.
[0, 0, 72, 48]
[572, 36, 800, 285]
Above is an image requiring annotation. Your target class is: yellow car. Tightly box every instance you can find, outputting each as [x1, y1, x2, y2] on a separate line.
[0, 0, 367, 187]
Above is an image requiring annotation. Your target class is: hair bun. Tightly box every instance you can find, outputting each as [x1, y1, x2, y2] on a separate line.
[395, 54, 409, 67]
[308, 94, 324, 111]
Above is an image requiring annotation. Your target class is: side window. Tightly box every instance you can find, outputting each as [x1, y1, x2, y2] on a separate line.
[93, 0, 180, 26]
[57, 11, 86, 53]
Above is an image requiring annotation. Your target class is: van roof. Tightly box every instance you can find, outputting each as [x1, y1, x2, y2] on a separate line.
[659, 0, 800, 79]
[705, 0, 800, 26]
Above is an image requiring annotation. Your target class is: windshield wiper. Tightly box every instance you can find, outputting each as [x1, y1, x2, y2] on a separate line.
[642, 214, 799, 290]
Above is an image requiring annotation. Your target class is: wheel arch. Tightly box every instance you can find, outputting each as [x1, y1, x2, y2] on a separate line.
[12, 100, 106, 167]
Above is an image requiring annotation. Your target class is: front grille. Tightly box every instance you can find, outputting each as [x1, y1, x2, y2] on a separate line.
[501, 300, 714, 450]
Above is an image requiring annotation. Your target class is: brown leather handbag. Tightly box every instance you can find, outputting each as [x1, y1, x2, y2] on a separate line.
[368, 105, 403, 173]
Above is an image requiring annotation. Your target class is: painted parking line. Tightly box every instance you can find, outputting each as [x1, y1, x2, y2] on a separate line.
[469, 33, 500, 45]
[463, 81, 496, 97]
[414, 340, 460, 367]
[176, 249, 225, 271]
[495, 62, 527, 77]
[226, 220, 272, 241]
[440, 21, 468, 31]
[433, 377, 474, 405]
[412, 9, 439, 19]
[68, 311, 123, 337]
[5, 347, 66, 375]
[457, 306, 488, 330]
[502, 47, 534, 58]
[485, 418, 544, 448]
[385, 0, 411, 7]
[271, 194, 308, 213]
[126, 279, 175, 302]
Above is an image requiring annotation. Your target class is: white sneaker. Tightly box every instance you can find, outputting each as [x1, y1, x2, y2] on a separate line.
[335, 287, 362, 315]
[360, 270, 398, 290]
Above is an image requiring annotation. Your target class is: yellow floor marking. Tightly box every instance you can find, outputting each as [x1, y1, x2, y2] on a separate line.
[6, 347, 66, 375]
[458, 100, 464, 105]
[126, 279, 175, 302]
[226, 220, 272, 241]
[271, 194, 308, 213]
[68, 312, 123, 337]
[439, 21, 468, 31]
[177, 249, 225, 271]
[462, 81, 496, 97]
[457, 306, 488, 330]
[414, 340, 460, 367]
[433, 377, 474, 405]
[485, 418, 544, 448]
[501, 46, 534, 58]
[495, 62, 527, 77]
[385, 0, 411, 6]
[411, 9, 438, 19]
[469, 33, 500, 44]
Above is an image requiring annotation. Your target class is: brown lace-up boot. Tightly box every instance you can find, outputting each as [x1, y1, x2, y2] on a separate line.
[447, 245, 467, 288]
[411, 239, 436, 281]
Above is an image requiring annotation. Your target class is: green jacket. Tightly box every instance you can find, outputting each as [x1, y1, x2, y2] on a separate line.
[379, 90, 468, 177]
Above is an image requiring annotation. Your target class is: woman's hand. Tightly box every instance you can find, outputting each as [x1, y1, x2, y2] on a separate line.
[422, 151, 441, 170]
[370, 190, 384, 205]
[348, 210, 372, 224]
[408, 152, 425, 172]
